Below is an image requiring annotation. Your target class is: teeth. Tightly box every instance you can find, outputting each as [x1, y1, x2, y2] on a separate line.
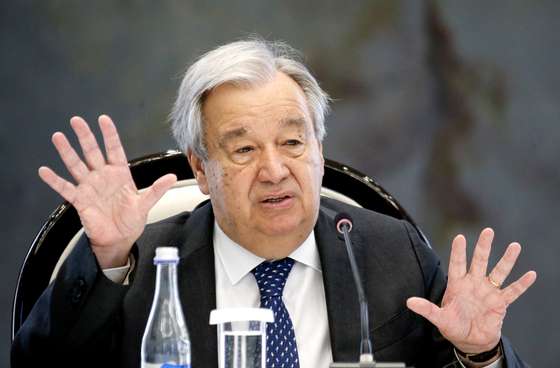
[265, 196, 287, 203]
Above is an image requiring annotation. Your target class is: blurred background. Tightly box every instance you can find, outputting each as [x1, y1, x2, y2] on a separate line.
[1, 0, 558, 366]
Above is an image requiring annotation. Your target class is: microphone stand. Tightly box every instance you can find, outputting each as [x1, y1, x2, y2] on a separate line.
[329, 214, 407, 368]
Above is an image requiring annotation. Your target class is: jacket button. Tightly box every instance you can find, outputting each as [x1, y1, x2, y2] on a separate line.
[71, 278, 87, 304]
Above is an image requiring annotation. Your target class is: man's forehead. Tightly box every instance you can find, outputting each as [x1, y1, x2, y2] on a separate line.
[203, 72, 310, 117]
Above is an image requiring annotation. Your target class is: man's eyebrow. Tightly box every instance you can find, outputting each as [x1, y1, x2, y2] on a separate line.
[218, 127, 248, 146]
[280, 117, 307, 129]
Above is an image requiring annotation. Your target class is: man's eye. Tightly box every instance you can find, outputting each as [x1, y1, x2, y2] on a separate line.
[235, 146, 254, 154]
[284, 139, 302, 146]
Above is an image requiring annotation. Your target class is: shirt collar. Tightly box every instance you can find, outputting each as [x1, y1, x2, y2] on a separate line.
[213, 221, 322, 285]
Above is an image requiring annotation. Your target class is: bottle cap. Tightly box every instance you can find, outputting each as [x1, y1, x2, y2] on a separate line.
[154, 247, 179, 262]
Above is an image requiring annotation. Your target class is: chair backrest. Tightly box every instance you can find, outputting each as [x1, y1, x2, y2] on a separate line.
[11, 150, 427, 340]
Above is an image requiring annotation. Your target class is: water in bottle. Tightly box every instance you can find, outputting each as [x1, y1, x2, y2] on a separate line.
[141, 247, 191, 368]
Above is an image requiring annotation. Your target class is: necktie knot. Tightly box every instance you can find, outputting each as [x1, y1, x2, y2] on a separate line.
[251, 258, 295, 298]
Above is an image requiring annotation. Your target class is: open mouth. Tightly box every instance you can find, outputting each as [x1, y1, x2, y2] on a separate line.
[262, 195, 291, 203]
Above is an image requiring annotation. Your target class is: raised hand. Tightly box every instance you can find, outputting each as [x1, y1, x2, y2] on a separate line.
[38, 115, 177, 269]
[406, 228, 537, 354]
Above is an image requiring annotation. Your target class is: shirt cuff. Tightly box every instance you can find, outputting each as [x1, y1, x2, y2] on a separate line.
[102, 254, 135, 285]
[454, 349, 503, 368]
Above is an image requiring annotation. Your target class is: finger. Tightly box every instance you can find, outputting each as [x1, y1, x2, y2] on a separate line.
[38, 166, 77, 204]
[487, 242, 522, 287]
[502, 271, 537, 305]
[51, 132, 90, 181]
[98, 115, 128, 165]
[469, 227, 494, 278]
[406, 297, 443, 328]
[70, 116, 106, 169]
[139, 174, 178, 213]
[448, 234, 467, 282]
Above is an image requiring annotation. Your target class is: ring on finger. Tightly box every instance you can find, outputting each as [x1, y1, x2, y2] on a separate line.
[487, 275, 501, 289]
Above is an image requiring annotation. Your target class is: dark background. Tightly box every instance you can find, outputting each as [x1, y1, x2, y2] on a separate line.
[2, 1, 558, 366]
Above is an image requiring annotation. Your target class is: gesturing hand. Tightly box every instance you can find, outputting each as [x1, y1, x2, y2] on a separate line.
[406, 228, 537, 354]
[38, 115, 177, 269]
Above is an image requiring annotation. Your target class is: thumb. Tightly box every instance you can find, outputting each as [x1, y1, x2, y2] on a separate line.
[140, 173, 178, 212]
[406, 297, 443, 328]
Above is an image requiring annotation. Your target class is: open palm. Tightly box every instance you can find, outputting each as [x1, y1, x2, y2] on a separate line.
[407, 228, 537, 354]
[39, 115, 177, 268]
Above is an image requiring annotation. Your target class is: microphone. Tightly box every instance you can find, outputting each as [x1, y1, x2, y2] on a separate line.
[330, 212, 406, 368]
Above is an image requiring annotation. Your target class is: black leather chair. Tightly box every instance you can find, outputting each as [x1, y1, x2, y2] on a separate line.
[11, 150, 428, 340]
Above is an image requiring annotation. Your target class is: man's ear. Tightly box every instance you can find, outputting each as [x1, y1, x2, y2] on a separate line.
[187, 150, 210, 195]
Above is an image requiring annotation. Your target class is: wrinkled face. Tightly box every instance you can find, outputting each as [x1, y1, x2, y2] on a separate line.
[189, 72, 324, 254]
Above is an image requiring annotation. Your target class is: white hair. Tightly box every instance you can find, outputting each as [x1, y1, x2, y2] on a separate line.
[170, 38, 330, 160]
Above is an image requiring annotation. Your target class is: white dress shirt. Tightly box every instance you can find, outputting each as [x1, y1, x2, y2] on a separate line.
[213, 222, 333, 368]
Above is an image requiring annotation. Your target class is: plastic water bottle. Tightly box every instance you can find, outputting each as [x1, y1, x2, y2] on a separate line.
[141, 247, 191, 368]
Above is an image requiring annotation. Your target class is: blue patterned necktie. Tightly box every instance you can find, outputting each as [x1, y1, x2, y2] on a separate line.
[251, 258, 300, 368]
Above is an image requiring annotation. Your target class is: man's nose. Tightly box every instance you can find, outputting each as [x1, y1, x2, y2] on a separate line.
[257, 147, 289, 184]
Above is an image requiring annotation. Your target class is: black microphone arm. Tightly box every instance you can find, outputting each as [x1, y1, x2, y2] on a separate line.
[335, 213, 373, 362]
[330, 212, 406, 368]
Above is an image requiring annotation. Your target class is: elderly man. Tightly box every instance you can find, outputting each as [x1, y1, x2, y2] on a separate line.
[12, 39, 536, 368]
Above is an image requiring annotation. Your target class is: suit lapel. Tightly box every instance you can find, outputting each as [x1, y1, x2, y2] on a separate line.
[315, 207, 361, 362]
[174, 202, 218, 367]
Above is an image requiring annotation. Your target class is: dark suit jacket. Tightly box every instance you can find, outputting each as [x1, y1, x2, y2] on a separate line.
[12, 198, 528, 367]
